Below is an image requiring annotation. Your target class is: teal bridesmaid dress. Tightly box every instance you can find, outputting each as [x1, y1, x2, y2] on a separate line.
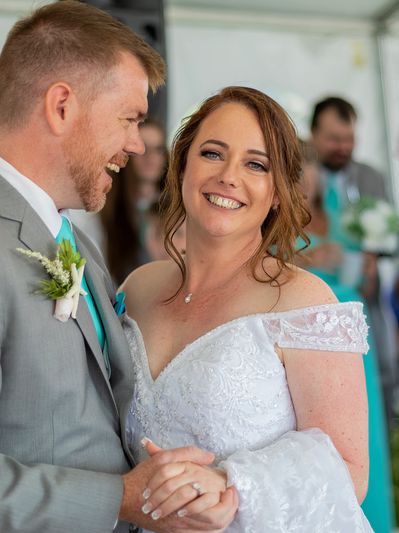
[299, 228, 394, 532]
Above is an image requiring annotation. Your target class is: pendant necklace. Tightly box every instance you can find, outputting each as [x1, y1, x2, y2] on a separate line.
[183, 263, 245, 304]
[184, 293, 193, 304]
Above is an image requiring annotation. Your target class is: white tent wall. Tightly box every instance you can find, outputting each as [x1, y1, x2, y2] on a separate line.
[166, 11, 389, 188]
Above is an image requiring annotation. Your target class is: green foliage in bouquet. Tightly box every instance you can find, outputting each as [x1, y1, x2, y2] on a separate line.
[343, 197, 376, 241]
[342, 196, 399, 253]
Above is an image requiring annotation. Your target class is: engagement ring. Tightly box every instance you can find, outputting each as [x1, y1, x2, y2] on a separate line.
[191, 482, 205, 496]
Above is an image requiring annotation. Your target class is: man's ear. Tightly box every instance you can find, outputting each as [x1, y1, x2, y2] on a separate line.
[45, 82, 77, 136]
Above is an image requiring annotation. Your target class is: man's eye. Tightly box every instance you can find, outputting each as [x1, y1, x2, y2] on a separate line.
[200, 150, 221, 160]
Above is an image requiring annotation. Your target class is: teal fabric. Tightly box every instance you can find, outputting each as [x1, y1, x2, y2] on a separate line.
[299, 233, 394, 533]
[56, 216, 106, 352]
[324, 172, 360, 252]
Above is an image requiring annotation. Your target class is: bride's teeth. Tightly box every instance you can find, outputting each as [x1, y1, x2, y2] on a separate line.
[106, 162, 120, 173]
[208, 194, 242, 210]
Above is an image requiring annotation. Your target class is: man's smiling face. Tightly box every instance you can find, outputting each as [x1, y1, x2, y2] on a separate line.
[63, 52, 149, 212]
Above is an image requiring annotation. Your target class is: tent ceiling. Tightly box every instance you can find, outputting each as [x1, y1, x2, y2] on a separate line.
[167, 0, 399, 22]
[0, 0, 397, 21]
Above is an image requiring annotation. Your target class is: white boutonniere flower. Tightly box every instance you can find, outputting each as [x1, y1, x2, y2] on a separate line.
[17, 239, 87, 322]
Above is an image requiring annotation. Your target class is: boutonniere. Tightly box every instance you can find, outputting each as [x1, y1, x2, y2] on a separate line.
[17, 239, 87, 322]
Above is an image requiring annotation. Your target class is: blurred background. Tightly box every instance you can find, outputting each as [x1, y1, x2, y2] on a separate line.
[2, 1, 399, 530]
[1, 0, 399, 200]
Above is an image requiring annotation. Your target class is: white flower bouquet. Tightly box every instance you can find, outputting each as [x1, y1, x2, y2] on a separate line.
[342, 196, 399, 254]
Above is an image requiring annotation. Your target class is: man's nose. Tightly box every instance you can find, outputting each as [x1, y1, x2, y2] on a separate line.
[125, 130, 146, 156]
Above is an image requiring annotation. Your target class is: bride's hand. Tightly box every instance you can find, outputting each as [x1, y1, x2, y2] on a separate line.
[141, 440, 228, 521]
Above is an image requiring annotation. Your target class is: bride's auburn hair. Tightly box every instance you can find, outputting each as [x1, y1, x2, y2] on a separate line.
[162, 86, 310, 296]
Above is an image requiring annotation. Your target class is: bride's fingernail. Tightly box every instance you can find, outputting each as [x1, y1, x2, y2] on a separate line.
[140, 437, 152, 448]
[151, 509, 162, 520]
[142, 488, 151, 499]
[141, 502, 153, 514]
[177, 509, 188, 518]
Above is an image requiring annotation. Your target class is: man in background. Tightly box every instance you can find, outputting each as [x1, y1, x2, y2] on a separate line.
[310, 96, 396, 422]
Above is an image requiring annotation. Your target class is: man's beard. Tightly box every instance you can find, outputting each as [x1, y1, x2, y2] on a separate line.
[63, 119, 109, 212]
[322, 154, 351, 172]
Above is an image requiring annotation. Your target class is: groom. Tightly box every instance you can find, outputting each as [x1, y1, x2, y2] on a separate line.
[0, 2, 237, 532]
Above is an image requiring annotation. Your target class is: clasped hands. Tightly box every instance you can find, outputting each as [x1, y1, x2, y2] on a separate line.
[119, 438, 238, 532]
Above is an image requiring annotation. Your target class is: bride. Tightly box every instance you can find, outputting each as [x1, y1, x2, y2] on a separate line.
[121, 86, 372, 532]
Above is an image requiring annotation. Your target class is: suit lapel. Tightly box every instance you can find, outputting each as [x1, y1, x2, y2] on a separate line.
[0, 176, 118, 409]
[74, 234, 129, 407]
[74, 232, 134, 416]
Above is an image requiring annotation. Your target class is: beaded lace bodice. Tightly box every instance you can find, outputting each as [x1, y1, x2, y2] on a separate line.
[124, 302, 372, 532]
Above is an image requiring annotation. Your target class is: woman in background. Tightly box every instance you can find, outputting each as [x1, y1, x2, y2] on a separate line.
[100, 119, 168, 284]
[298, 141, 393, 533]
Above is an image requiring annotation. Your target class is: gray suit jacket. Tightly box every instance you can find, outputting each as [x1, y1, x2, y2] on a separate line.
[345, 160, 387, 200]
[0, 176, 136, 532]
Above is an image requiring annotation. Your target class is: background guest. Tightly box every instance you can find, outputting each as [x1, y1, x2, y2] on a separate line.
[298, 141, 394, 532]
[310, 97, 398, 424]
[145, 201, 186, 261]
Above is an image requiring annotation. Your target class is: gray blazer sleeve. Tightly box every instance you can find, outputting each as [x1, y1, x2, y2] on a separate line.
[0, 453, 124, 533]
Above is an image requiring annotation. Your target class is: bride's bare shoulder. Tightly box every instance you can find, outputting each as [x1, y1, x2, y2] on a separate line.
[120, 260, 177, 303]
[275, 264, 338, 311]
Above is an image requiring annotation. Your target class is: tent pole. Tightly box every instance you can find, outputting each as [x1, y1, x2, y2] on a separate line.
[372, 17, 398, 206]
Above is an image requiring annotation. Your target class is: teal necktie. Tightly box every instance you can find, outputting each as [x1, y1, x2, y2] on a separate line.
[56, 217, 109, 373]
[324, 173, 359, 251]
[324, 172, 343, 242]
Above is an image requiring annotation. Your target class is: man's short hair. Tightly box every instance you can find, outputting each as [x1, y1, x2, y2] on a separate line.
[310, 97, 357, 131]
[0, 0, 165, 128]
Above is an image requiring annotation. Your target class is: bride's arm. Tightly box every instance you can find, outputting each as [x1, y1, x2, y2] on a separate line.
[283, 344, 368, 502]
[141, 282, 370, 531]
[140, 347, 369, 528]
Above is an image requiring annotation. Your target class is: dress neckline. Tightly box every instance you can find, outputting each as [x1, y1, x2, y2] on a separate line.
[125, 301, 361, 385]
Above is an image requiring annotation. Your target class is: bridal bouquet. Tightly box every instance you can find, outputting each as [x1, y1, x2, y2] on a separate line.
[17, 239, 87, 322]
[342, 196, 399, 254]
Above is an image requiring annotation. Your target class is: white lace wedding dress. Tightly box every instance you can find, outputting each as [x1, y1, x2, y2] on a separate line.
[124, 302, 373, 532]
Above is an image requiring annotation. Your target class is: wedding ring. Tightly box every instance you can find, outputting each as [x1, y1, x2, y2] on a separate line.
[191, 481, 205, 496]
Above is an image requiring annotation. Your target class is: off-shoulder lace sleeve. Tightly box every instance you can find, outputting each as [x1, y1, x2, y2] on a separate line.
[265, 301, 369, 353]
[219, 428, 373, 532]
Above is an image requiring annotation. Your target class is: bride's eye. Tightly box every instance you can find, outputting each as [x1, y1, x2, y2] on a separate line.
[247, 161, 269, 172]
[200, 150, 221, 160]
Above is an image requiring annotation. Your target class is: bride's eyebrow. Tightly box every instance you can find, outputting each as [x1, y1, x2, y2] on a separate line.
[200, 139, 228, 149]
[247, 149, 269, 159]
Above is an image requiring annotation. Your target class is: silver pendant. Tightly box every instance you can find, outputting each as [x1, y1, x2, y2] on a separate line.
[184, 293, 193, 304]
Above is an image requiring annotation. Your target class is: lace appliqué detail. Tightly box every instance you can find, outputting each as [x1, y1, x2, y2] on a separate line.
[265, 301, 369, 353]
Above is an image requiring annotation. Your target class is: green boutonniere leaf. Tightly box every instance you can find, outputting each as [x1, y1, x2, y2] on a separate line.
[58, 239, 86, 270]
[38, 278, 70, 300]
